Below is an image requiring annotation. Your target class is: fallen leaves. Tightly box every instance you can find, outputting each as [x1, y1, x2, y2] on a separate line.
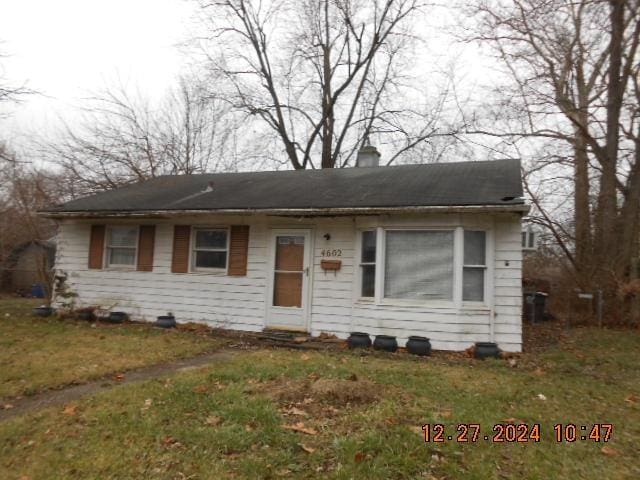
[435, 409, 452, 418]
[141, 398, 152, 412]
[162, 436, 183, 449]
[2, 404, 14, 410]
[299, 443, 316, 453]
[192, 385, 208, 394]
[282, 406, 308, 417]
[205, 415, 222, 426]
[62, 404, 78, 416]
[624, 394, 638, 404]
[113, 373, 125, 382]
[354, 451, 366, 463]
[601, 446, 620, 456]
[282, 422, 318, 435]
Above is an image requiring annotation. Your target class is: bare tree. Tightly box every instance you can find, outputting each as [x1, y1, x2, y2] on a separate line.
[47, 77, 248, 195]
[193, 0, 461, 168]
[0, 42, 35, 119]
[0, 145, 60, 266]
[462, 0, 640, 322]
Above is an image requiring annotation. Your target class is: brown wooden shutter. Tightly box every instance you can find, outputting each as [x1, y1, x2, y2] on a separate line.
[228, 225, 250, 276]
[136, 225, 156, 272]
[88, 225, 106, 269]
[171, 225, 191, 273]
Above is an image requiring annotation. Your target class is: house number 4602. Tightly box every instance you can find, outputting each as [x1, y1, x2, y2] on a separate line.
[321, 249, 342, 257]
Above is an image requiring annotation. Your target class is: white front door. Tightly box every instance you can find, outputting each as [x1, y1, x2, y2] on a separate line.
[266, 229, 312, 330]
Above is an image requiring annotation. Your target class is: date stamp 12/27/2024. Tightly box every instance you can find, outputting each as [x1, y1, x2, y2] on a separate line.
[421, 423, 614, 443]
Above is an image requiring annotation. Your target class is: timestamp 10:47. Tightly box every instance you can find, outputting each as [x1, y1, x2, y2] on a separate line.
[421, 423, 613, 443]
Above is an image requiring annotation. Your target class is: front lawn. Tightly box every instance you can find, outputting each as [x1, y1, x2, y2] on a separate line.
[0, 318, 638, 479]
[0, 298, 219, 399]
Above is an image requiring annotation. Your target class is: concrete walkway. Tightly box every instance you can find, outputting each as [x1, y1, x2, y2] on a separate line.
[0, 350, 233, 422]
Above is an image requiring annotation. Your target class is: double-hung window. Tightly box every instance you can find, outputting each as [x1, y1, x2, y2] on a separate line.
[384, 230, 454, 301]
[463, 230, 486, 302]
[359, 231, 377, 297]
[106, 226, 138, 267]
[192, 228, 228, 271]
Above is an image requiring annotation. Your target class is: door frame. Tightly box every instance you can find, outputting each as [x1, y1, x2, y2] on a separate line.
[264, 228, 314, 331]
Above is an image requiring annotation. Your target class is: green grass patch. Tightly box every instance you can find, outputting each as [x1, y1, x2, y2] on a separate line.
[1, 325, 639, 479]
[0, 298, 220, 398]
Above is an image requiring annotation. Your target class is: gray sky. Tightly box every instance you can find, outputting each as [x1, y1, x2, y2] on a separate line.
[0, 1, 495, 160]
[1, 0, 194, 146]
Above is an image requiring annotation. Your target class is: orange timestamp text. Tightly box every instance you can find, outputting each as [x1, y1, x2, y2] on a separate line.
[421, 423, 614, 443]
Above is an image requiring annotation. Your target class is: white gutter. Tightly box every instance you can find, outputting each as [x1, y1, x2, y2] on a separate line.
[40, 204, 530, 219]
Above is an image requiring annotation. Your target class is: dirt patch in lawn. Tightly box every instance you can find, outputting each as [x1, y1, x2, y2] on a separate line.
[263, 375, 380, 412]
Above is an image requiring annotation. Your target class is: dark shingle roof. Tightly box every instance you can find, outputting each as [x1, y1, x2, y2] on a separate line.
[45, 159, 524, 214]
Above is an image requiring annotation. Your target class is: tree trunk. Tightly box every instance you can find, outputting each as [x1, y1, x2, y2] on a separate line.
[591, 0, 625, 307]
[321, 0, 334, 169]
[594, 0, 625, 271]
[617, 138, 640, 280]
[574, 126, 592, 286]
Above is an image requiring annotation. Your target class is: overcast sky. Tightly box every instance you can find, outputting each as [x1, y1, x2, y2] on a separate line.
[0, 1, 494, 159]
[0, 0, 194, 147]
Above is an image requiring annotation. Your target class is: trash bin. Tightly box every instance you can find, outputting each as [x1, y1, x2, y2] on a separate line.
[31, 283, 46, 298]
[523, 291, 548, 323]
[533, 292, 548, 322]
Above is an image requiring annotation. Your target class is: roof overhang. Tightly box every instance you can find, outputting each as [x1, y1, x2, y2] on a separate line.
[40, 203, 530, 220]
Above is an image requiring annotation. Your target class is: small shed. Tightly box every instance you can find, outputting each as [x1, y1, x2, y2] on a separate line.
[0, 240, 56, 295]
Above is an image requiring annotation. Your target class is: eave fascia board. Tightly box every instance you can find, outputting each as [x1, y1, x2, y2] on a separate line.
[39, 203, 531, 219]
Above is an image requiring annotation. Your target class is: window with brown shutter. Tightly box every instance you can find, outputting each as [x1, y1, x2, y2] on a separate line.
[228, 225, 250, 276]
[137, 225, 156, 271]
[171, 225, 191, 273]
[88, 225, 106, 269]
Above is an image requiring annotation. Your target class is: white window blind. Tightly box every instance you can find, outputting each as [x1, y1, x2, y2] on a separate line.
[384, 230, 454, 300]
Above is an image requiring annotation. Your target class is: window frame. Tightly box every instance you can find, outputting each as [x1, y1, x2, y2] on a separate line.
[355, 225, 491, 309]
[462, 230, 487, 304]
[190, 226, 230, 273]
[381, 227, 456, 305]
[357, 230, 377, 300]
[105, 225, 139, 269]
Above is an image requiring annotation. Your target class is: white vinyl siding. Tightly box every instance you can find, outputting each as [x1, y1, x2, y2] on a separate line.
[54, 212, 523, 352]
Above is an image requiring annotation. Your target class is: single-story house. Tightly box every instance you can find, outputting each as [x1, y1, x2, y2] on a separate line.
[41, 154, 527, 352]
